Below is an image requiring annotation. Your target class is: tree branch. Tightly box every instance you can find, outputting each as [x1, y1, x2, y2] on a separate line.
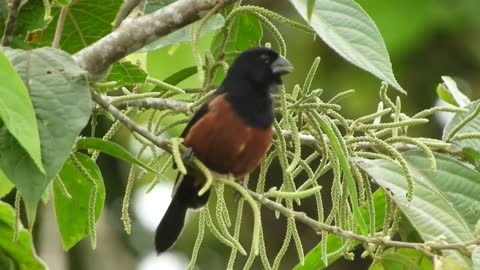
[104, 95, 193, 112]
[113, 0, 145, 29]
[52, 5, 69, 49]
[244, 186, 478, 256]
[91, 91, 171, 150]
[1, 0, 22, 46]
[73, 0, 236, 80]
[106, 96, 460, 155]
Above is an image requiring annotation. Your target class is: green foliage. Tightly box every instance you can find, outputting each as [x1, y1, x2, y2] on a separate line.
[139, 14, 225, 52]
[0, 51, 43, 174]
[358, 151, 480, 267]
[76, 137, 155, 173]
[0, 201, 46, 270]
[1, 1, 479, 270]
[443, 100, 480, 162]
[0, 47, 90, 226]
[370, 248, 433, 270]
[39, 0, 123, 53]
[55, 153, 105, 250]
[0, 170, 13, 199]
[437, 76, 471, 107]
[297, 189, 387, 270]
[290, 0, 405, 94]
[0, 0, 50, 49]
[104, 61, 148, 87]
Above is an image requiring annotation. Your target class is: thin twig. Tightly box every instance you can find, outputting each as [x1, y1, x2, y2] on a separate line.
[247, 189, 478, 256]
[113, 0, 143, 29]
[102, 96, 193, 112]
[1, 0, 22, 46]
[91, 91, 171, 150]
[52, 5, 69, 49]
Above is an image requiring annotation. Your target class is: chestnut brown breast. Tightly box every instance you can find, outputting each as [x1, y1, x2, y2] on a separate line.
[183, 94, 273, 177]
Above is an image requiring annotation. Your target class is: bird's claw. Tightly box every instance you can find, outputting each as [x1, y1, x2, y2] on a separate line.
[182, 147, 195, 165]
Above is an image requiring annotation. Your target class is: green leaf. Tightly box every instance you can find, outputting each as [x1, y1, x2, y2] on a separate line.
[211, 14, 262, 58]
[357, 151, 479, 267]
[148, 66, 198, 93]
[0, 201, 47, 270]
[295, 189, 386, 270]
[370, 248, 433, 270]
[54, 153, 105, 250]
[0, 170, 14, 199]
[440, 76, 471, 107]
[76, 138, 156, 173]
[434, 256, 469, 270]
[462, 147, 480, 170]
[307, 0, 316, 21]
[56, 0, 71, 5]
[0, 0, 8, 22]
[310, 111, 367, 234]
[104, 61, 147, 86]
[443, 100, 480, 153]
[163, 66, 198, 86]
[437, 83, 458, 107]
[289, 0, 405, 94]
[211, 14, 263, 84]
[0, 51, 44, 174]
[36, 0, 123, 53]
[0, 47, 91, 226]
[138, 14, 225, 52]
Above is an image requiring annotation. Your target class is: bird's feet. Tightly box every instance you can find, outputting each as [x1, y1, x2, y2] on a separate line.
[182, 147, 195, 166]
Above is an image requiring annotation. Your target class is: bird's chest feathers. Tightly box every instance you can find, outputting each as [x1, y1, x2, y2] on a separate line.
[183, 96, 273, 176]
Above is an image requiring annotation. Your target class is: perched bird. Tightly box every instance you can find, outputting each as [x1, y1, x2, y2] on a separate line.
[155, 47, 292, 253]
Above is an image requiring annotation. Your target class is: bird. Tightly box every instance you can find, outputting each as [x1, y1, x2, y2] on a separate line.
[154, 47, 293, 253]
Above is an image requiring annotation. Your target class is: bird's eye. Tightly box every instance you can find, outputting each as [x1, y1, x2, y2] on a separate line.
[260, 54, 269, 64]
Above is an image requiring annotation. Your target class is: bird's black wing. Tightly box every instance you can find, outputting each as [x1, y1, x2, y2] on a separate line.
[180, 102, 209, 138]
[180, 87, 225, 138]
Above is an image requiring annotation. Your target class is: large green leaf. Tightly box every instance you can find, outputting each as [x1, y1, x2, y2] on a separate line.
[357, 151, 478, 267]
[54, 153, 105, 250]
[0, 51, 43, 174]
[75, 137, 155, 173]
[0, 201, 46, 270]
[139, 14, 225, 52]
[295, 189, 386, 270]
[0, 47, 91, 226]
[289, 0, 405, 94]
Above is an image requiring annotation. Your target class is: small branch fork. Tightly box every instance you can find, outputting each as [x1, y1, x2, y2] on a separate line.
[92, 92, 478, 256]
[73, 0, 237, 80]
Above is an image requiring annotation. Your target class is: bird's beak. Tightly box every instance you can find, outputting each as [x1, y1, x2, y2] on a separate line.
[271, 56, 293, 75]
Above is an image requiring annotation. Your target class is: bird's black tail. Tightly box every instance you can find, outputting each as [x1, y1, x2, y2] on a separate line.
[155, 174, 210, 253]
